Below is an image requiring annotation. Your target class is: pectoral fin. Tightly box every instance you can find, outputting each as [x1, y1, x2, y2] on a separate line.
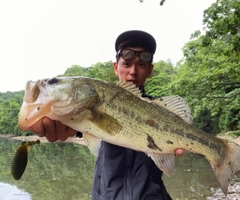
[83, 133, 101, 156]
[90, 109, 122, 136]
[148, 153, 175, 177]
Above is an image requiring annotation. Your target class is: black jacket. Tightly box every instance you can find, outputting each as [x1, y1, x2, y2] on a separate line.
[91, 142, 172, 200]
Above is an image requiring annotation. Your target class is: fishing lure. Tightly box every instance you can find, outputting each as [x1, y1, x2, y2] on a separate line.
[11, 139, 40, 180]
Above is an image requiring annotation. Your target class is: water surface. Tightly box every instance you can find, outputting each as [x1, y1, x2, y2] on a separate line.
[0, 138, 239, 200]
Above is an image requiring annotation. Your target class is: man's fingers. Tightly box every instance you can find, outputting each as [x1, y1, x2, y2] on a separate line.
[43, 117, 58, 142]
[66, 127, 78, 137]
[31, 118, 45, 136]
[55, 121, 77, 141]
[30, 117, 78, 142]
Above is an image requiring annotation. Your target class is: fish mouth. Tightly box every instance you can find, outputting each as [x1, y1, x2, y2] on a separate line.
[18, 102, 52, 131]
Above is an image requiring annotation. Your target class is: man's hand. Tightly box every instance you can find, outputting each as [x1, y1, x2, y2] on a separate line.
[30, 117, 77, 142]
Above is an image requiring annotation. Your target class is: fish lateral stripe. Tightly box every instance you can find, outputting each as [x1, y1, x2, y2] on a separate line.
[162, 123, 185, 137]
[186, 133, 210, 146]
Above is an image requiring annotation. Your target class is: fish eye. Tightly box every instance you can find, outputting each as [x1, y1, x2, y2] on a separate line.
[48, 77, 58, 84]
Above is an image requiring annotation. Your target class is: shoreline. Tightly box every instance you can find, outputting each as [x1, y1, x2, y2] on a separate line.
[0, 134, 87, 146]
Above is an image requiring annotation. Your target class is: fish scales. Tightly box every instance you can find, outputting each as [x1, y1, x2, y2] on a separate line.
[91, 78, 223, 156]
[18, 76, 240, 195]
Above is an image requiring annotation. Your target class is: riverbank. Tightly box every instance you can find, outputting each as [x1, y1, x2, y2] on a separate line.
[0, 134, 86, 145]
[207, 180, 240, 200]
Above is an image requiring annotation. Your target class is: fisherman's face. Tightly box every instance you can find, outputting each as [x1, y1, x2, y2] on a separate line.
[114, 47, 153, 87]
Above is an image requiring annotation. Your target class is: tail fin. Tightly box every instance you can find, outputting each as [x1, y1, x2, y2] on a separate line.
[211, 140, 240, 195]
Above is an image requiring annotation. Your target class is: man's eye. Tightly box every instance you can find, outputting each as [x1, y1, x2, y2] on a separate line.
[138, 63, 146, 68]
[123, 62, 130, 67]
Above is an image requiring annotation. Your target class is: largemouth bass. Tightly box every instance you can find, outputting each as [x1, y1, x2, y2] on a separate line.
[18, 76, 240, 195]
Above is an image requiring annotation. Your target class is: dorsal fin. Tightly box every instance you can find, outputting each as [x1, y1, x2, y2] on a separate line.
[117, 82, 193, 124]
[117, 81, 143, 98]
[152, 96, 193, 124]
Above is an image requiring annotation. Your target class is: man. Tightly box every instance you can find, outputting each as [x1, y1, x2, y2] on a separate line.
[31, 30, 185, 200]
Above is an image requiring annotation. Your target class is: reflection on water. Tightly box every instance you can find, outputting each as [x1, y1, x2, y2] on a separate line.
[0, 138, 95, 200]
[164, 153, 240, 199]
[1, 138, 239, 200]
[164, 153, 220, 199]
[0, 182, 32, 200]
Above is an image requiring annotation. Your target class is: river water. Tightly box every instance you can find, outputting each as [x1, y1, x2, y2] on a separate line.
[0, 138, 239, 200]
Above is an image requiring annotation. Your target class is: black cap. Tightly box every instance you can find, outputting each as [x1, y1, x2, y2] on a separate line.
[115, 30, 156, 54]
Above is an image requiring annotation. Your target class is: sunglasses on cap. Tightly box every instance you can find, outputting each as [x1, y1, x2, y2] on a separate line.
[117, 49, 153, 62]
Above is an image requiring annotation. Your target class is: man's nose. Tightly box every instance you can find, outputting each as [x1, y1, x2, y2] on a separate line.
[129, 64, 137, 75]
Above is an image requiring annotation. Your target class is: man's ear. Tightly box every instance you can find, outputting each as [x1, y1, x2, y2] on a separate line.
[113, 62, 119, 76]
[147, 64, 154, 78]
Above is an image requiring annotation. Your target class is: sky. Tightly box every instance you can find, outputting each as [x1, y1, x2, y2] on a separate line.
[0, 0, 216, 92]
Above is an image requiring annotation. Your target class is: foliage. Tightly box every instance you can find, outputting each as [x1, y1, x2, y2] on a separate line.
[227, 130, 240, 138]
[60, 61, 119, 84]
[0, 93, 31, 135]
[170, 0, 240, 134]
[61, 64, 88, 76]
[0, 91, 24, 104]
[145, 59, 176, 97]
[203, 0, 240, 52]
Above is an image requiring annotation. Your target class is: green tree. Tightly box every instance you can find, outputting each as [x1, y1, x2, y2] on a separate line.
[0, 91, 24, 104]
[62, 61, 118, 84]
[145, 60, 177, 97]
[0, 94, 27, 135]
[171, 0, 240, 134]
[60, 65, 88, 76]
